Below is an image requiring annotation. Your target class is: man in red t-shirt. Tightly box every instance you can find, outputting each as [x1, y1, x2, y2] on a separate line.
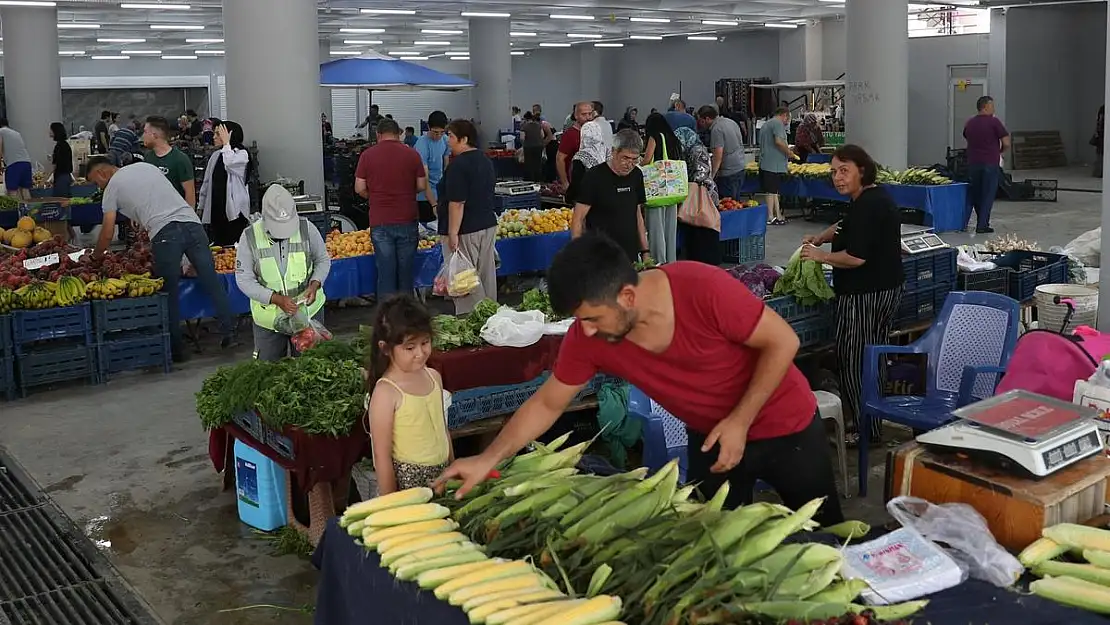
[354, 119, 427, 298]
[437, 234, 844, 525]
[556, 101, 593, 190]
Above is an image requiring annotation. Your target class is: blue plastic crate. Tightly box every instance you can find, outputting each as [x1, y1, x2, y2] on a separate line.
[231, 410, 265, 442]
[791, 316, 834, 348]
[447, 373, 610, 429]
[894, 283, 952, 328]
[95, 331, 171, 381]
[1, 356, 13, 401]
[92, 294, 169, 339]
[991, 250, 1069, 302]
[0, 314, 11, 357]
[721, 234, 766, 264]
[14, 344, 96, 397]
[12, 304, 92, 354]
[494, 193, 541, 212]
[765, 295, 829, 323]
[902, 247, 957, 292]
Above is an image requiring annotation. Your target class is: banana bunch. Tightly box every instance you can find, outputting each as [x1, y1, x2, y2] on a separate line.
[0, 287, 16, 313]
[87, 278, 129, 300]
[15, 283, 57, 310]
[121, 272, 152, 282]
[787, 162, 832, 179]
[877, 167, 953, 186]
[55, 276, 87, 307]
[126, 277, 164, 298]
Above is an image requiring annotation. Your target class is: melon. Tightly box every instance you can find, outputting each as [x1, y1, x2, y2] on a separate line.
[32, 227, 52, 243]
[1, 228, 15, 244]
[9, 231, 32, 248]
[16, 216, 35, 232]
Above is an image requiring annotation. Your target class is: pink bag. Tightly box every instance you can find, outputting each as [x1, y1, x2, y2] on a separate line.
[677, 181, 721, 232]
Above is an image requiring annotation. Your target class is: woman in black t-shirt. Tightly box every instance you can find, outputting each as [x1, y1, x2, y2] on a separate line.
[49, 122, 73, 198]
[801, 144, 904, 443]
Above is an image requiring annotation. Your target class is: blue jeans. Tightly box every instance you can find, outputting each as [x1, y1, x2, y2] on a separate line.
[371, 222, 419, 299]
[151, 221, 235, 356]
[967, 163, 1001, 230]
[715, 170, 746, 201]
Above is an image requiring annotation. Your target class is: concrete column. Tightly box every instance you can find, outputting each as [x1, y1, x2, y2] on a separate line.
[987, 8, 1007, 123]
[224, 0, 323, 195]
[804, 22, 823, 82]
[468, 17, 511, 147]
[1099, 5, 1110, 329]
[1, 6, 62, 165]
[845, 0, 908, 169]
[319, 39, 332, 121]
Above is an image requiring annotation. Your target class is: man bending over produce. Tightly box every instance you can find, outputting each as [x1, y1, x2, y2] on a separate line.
[437, 233, 844, 526]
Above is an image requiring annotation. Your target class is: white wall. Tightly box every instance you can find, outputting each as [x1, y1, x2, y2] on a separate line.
[778, 27, 807, 83]
[908, 33, 989, 166]
[821, 18, 847, 80]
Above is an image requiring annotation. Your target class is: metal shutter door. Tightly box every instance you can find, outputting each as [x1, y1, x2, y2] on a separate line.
[331, 89, 359, 138]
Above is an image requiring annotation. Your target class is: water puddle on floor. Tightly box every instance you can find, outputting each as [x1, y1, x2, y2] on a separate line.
[84, 514, 139, 555]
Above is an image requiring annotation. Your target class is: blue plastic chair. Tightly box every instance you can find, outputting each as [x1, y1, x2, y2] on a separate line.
[627, 386, 689, 483]
[857, 291, 1021, 496]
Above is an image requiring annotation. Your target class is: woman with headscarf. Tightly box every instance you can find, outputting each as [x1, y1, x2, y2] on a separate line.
[200, 121, 255, 246]
[794, 113, 825, 163]
[617, 107, 639, 132]
[641, 112, 682, 264]
[566, 110, 610, 205]
[675, 126, 722, 266]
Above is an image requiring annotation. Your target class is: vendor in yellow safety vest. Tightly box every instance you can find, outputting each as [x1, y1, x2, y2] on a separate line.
[234, 184, 331, 361]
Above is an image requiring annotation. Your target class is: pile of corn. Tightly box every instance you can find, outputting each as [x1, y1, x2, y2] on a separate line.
[1020, 523, 1110, 615]
[341, 434, 929, 625]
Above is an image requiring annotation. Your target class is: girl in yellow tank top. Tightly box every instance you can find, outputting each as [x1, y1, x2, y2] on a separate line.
[365, 296, 454, 494]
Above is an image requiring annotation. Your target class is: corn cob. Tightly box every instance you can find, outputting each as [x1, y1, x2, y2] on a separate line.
[461, 588, 563, 613]
[508, 440, 590, 474]
[703, 481, 731, 514]
[343, 487, 433, 522]
[1043, 523, 1110, 553]
[564, 460, 679, 540]
[363, 518, 458, 548]
[772, 560, 842, 599]
[465, 590, 565, 622]
[436, 561, 535, 599]
[859, 600, 931, 620]
[450, 575, 550, 606]
[345, 520, 366, 537]
[394, 551, 488, 581]
[365, 502, 450, 528]
[1034, 560, 1110, 586]
[711, 599, 928, 621]
[751, 543, 843, 579]
[1085, 549, 1110, 569]
[1020, 536, 1069, 567]
[558, 470, 649, 526]
[586, 564, 613, 598]
[388, 541, 481, 570]
[503, 468, 580, 497]
[672, 484, 697, 505]
[729, 498, 825, 567]
[377, 525, 462, 553]
[531, 595, 621, 625]
[1031, 575, 1110, 614]
[486, 599, 582, 625]
[822, 520, 871, 541]
[806, 578, 869, 603]
[418, 558, 510, 590]
[380, 532, 469, 566]
[493, 481, 581, 526]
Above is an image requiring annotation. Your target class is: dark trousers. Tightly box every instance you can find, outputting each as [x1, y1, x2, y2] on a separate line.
[677, 222, 722, 266]
[686, 412, 845, 527]
[966, 163, 1000, 230]
[715, 170, 746, 200]
[370, 222, 419, 299]
[523, 147, 544, 182]
[151, 221, 235, 356]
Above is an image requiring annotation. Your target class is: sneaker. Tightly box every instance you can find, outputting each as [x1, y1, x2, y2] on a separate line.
[976, 226, 995, 234]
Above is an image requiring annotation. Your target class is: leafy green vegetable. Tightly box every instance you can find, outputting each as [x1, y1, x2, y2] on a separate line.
[634, 259, 658, 272]
[301, 338, 363, 364]
[772, 247, 835, 306]
[430, 299, 501, 351]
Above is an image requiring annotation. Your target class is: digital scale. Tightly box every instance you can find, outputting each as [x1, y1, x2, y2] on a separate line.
[900, 224, 948, 255]
[916, 390, 1104, 478]
[292, 194, 324, 214]
[495, 182, 540, 196]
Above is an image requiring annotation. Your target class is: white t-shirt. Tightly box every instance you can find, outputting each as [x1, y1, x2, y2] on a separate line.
[101, 162, 200, 238]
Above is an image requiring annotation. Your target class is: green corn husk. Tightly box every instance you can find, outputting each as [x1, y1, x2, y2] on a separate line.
[823, 520, 871, 541]
[806, 578, 870, 604]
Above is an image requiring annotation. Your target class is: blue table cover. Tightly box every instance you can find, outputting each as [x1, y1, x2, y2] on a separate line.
[739, 177, 968, 232]
[720, 204, 767, 240]
[806, 153, 832, 163]
[0, 202, 108, 229]
[310, 517, 1105, 625]
[30, 184, 98, 199]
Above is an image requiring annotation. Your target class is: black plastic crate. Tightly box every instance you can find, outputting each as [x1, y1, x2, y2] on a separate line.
[957, 267, 1011, 295]
[766, 295, 829, 323]
[895, 283, 952, 328]
[304, 211, 334, 238]
[494, 193, 541, 212]
[12, 304, 92, 354]
[791, 316, 833, 348]
[0, 314, 10, 357]
[91, 294, 168, 340]
[991, 250, 1069, 302]
[902, 247, 956, 292]
[14, 345, 97, 397]
[95, 332, 171, 382]
[264, 428, 295, 461]
[721, 235, 766, 264]
[1, 356, 12, 401]
[231, 410, 265, 442]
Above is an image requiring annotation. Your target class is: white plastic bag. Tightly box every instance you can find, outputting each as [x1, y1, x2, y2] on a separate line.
[434, 248, 480, 298]
[481, 306, 545, 348]
[1064, 227, 1101, 268]
[886, 496, 1023, 588]
[840, 526, 966, 605]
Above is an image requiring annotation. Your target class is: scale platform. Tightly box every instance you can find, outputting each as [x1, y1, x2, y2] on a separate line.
[495, 182, 540, 196]
[917, 390, 1103, 478]
[900, 224, 948, 255]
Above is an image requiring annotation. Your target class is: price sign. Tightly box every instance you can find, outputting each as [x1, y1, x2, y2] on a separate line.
[23, 253, 60, 271]
[68, 249, 87, 262]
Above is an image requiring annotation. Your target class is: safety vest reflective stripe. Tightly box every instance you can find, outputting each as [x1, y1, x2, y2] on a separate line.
[248, 219, 326, 330]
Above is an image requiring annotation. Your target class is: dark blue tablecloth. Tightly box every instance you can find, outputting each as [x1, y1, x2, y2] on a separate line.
[311, 517, 1108, 625]
[739, 177, 968, 233]
[30, 184, 98, 199]
[807, 153, 833, 164]
[0, 202, 107, 228]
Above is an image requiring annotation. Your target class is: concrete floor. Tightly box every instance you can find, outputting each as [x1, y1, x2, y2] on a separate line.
[0, 166, 1103, 624]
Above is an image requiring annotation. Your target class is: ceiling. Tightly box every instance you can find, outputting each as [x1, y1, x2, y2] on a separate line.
[0, 0, 986, 59]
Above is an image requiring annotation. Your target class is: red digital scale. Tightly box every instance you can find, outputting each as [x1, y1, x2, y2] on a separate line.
[916, 390, 1103, 478]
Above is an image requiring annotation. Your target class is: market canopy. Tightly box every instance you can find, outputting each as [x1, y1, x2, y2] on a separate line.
[319, 51, 474, 91]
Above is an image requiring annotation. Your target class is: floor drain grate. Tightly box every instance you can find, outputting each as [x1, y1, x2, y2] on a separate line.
[0, 449, 162, 625]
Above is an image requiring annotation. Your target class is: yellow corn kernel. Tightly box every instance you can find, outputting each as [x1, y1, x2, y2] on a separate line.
[363, 518, 458, 548]
[1034, 561, 1110, 586]
[1086, 550, 1110, 570]
[388, 541, 480, 570]
[395, 551, 488, 581]
[490, 599, 583, 625]
[1020, 537, 1069, 567]
[380, 532, 469, 566]
[1044, 524, 1110, 554]
[461, 588, 559, 613]
[436, 561, 534, 600]
[466, 590, 565, 624]
[343, 487, 433, 521]
[365, 502, 450, 527]
[418, 559, 507, 590]
[532, 596, 622, 625]
[450, 575, 548, 606]
[1031, 575, 1110, 614]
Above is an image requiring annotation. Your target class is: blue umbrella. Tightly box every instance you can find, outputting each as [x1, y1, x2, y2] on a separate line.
[320, 51, 474, 91]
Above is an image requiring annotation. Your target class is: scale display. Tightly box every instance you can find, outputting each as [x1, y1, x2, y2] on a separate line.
[495, 182, 540, 196]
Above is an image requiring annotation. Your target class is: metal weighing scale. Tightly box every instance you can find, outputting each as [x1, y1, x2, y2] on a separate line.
[900, 224, 948, 255]
[495, 182, 540, 196]
[916, 390, 1104, 478]
[292, 194, 325, 214]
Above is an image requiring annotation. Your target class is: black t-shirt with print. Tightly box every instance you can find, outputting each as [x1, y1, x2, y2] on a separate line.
[577, 163, 646, 261]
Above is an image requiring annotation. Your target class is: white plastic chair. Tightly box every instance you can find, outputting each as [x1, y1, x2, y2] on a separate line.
[814, 390, 850, 496]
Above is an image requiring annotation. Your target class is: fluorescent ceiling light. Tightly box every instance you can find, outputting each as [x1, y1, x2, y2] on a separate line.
[360, 8, 415, 14]
[162, 55, 197, 59]
[567, 33, 601, 39]
[594, 43, 623, 47]
[98, 38, 145, 43]
[0, 1, 56, 6]
[687, 36, 718, 41]
[92, 55, 130, 60]
[339, 28, 384, 33]
[510, 31, 536, 37]
[450, 56, 469, 61]
[330, 50, 361, 56]
[511, 51, 524, 56]
[445, 51, 470, 56]
[414, 40, 450, 45]
[57, 23, 100, 29]
[195, 49, 224, 55]
[120, 3, 191, 8]
[422, 29, 463, 34]
[550, 14, 593, 20]
[787, 19, 810, 24]
[343, 39, 382, 45]
[539, 42, 572, 47]
[403, 56, 428, 60]
[630, 17, 670, 23]
[150, 24, 204, 29]
[629, 35, 663, 40]
[123, 49, 162, 54]
[389, 51, 420, 56]
[763, 23, 798, 28]
[461, 11, 510, 18]
[702, 20, 738, 26]
[185, 38, 222, 43]
[59, 50, 86, 55]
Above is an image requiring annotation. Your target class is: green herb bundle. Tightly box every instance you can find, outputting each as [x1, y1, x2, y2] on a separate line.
[772, 247, 836, 306]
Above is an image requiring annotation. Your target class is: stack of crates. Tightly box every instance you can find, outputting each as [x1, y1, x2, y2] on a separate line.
[92, 293, 172, 383]
[11, 304, 97, 397]
[494, 192, 541, 213]
[766, 295, 833, 348]
[721, 235, 766, 265]
[0, 315, 12, 400]
[896, 248, 957, 328]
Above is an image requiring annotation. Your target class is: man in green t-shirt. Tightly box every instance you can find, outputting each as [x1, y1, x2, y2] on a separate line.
[142, 115, 196, 208]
